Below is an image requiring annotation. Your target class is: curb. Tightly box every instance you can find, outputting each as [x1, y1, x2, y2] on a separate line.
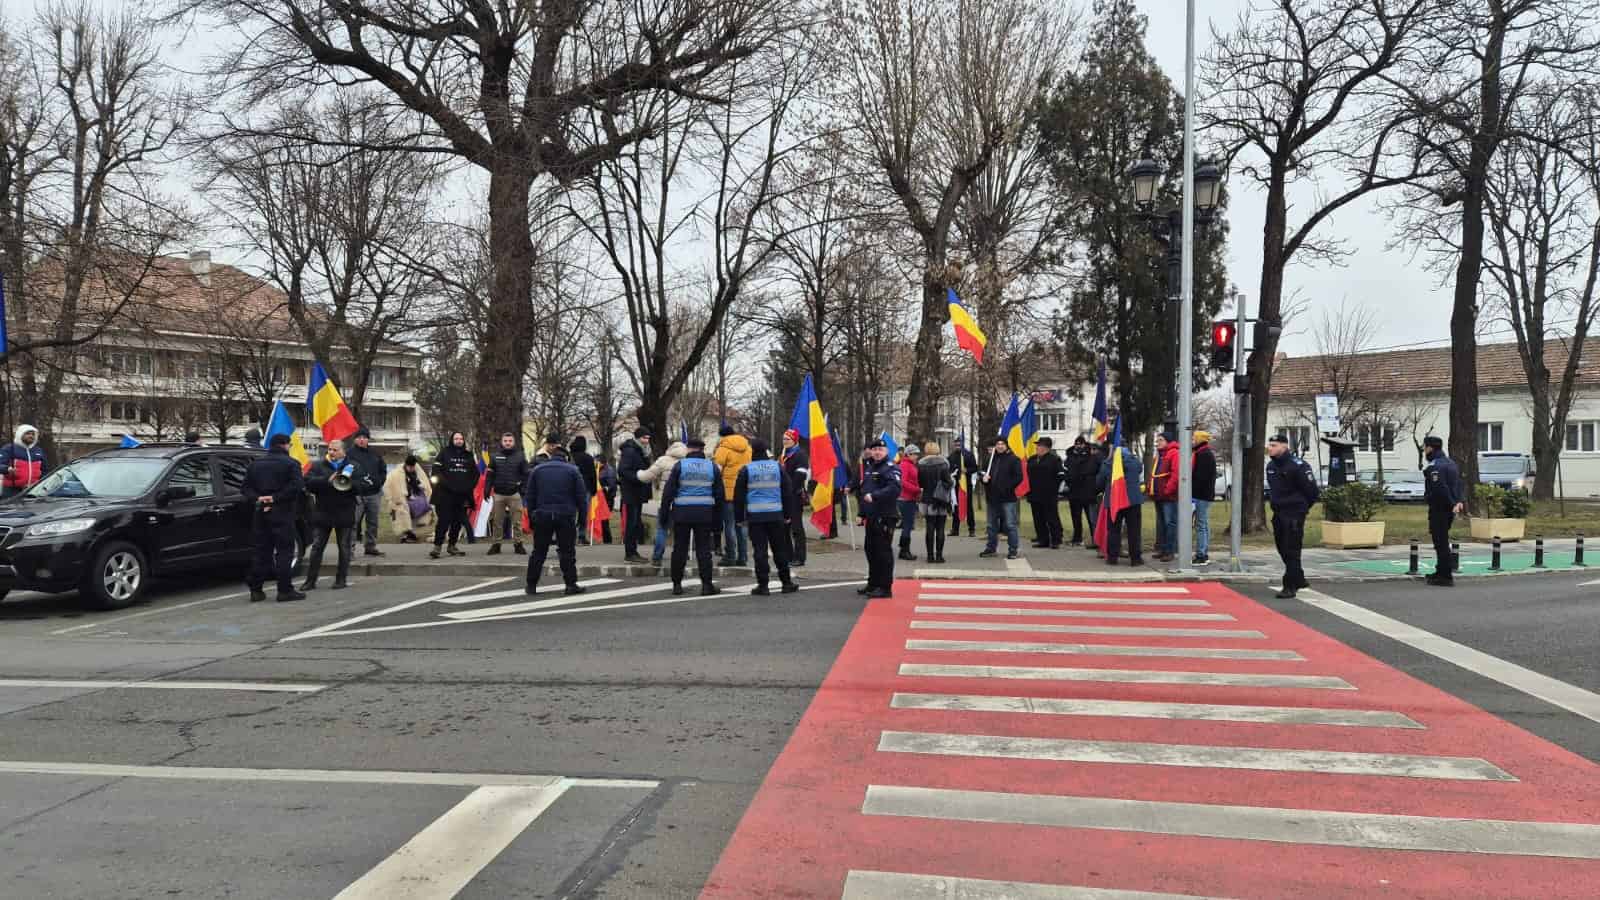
[356, 562, 862, 580]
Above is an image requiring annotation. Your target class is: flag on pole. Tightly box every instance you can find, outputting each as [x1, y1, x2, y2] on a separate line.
[1000, 394, 1030, 498]
[1091, 359, 1110, 443]
[265, 400, 310, 471]
[956, 429, 970, 524]
[471, 447, 493, 537]
[786, 374, 839, 534]
[1021, 396, 1040, 454]
[119, 434, 141, 448]
[306, 363, 360, 443]
[879, 431, 900, 461]
[587, 459, 612, 542]
[1094, 416, 1129, 553]
[947, 287, 987, 364]
[680, 419, 690, 444]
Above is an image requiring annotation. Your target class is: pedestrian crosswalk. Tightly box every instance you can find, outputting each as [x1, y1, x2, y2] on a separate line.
[703, 579, 1600, 898]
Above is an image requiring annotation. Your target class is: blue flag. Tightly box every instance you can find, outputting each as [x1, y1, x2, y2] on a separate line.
[830, 430, 848, 488]
[879, 431, 899, 460]
[681, 419, 689, 444]
[119, 434, 141, 448]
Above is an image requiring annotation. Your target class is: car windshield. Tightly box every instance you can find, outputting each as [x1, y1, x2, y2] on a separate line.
[22, 457, 169, 499]
[1479, 456, 1527, 476]
[1386, 470, 1424, 483]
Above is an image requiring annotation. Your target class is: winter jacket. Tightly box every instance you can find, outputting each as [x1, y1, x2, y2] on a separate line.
[897, 457, 923, 503]
[661, 451, 724, 525]
[850, 456, 902, 518]
[1097, 447, 1146, 507]
[782, 445, 810, 497]
[1266, 452, 1319, 516]
[342, 443, 386, 496]
[305, 456, 359, 526]
[0, 425, 48, 490]
[735, 456, 799, 524]
[916, 455, 953, 516]
[616, 434, 652, 502]
[598, 463, 618, 503]
[1192, 442, 1218, 501]
[1151, 443, 1180, 502]
[242, 445, 305, 522]
[637, 441, 688, 486]
[383, 464, 433, 530]
[569, 436, 598, 496]
[1064, 445, 1099, 502]
[984, 451, 1024, 504]
[524, 448, 587, 519]
[432, 445, 480, 497]
[486, 446, 530, 496]
[711, 433, 752, 500]
[1026, 450, 1064, 502]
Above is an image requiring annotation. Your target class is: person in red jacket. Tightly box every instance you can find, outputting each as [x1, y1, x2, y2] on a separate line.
[1151, 432, 1181, 561]
[0, 424, 48, 499]
[896, 443, 923, 561]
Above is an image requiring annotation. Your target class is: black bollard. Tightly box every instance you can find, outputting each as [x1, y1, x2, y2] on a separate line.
[1577, 533, 1586, 568]
[1451, 541, 1461, 573]
[1490, 536, 1502, 572]
[1408, 540, 1419, 575]
[1534, 536, 1545, 569]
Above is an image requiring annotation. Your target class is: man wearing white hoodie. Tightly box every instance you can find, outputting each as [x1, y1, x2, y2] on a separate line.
[636, 440, 688, 565]
[0, 425, 48, 499]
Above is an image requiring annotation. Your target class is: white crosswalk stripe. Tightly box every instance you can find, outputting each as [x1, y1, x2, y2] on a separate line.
[841, 870, 1230, 899]
[915, 582, 1192, 594]
[916, 593, 1212, 606]
[898, 663, 1354, 690]
[889, 693, 1423, 728]
[903, 640, 1302, 660]
[915, 606, 1236, 621]
[910, 621, 1268, 638]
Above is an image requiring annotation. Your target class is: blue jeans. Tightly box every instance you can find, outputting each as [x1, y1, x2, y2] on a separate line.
[985, 501, 1020, 554]
[653, 507, 670, 562]
[897, 500, 918, 545]
[1193, 499, 1212, 557]
[720, 499, 748, 562]
[1156, 501, 1178, 554]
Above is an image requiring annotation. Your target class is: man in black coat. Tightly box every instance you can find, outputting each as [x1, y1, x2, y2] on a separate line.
[946, 438, 980, 537]
[1063, 436, 1099, 546]
[660, 437, 722, 596]
[979, 438, 1024, 560]
[569, 436, 598, 545]
[1026, 437, 1064, 549]
[849, 438, 902, 598]
[617, 430, 653, 563]
[781, 428, 810, 566]
[485, 432, 531, 555]
[1266, 434, 1320, 598]
[302, 439, 358, 591]
[523, 442, 588, 596]
[243, 433, 306, 602]
[344, 427, 388, 557]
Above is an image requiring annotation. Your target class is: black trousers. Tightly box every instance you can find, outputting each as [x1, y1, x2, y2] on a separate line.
[305, 521, 353, 585]
[1104, 504, 1142, 563]
[249, 512, 297, 594]
[433, 490, 469, 547]
[671, 521, 717, 586]
[527, 513, 579, 588]
[1068, 499, 1093, 543]
[789, 516, 807, 564]
[748, 520, 793, 586]
[924, 514, 946, 560]
[864, 515, 898, 590]
[1273, 511, 1308, 589]
[1030, 497, 1062, 546]
[950, 484, 977, 535]
[623, 498, 646, 554]
[1428, 506, 1455, 577]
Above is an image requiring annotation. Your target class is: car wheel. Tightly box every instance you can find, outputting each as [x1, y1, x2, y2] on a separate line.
[84, 541, 147, 610]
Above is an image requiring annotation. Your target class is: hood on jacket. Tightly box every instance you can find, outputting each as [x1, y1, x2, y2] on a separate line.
[714, 433, 750, 455]
[663, 441, 688, 460]
[615, 431, 637, 450]
[14, 424, 38, 446]
[571, 436, 588, 454]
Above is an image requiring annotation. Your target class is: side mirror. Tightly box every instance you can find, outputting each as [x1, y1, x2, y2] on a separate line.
[158, 485, 196, 506]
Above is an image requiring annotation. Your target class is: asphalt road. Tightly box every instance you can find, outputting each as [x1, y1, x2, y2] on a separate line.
[2, 568, 1598, 898]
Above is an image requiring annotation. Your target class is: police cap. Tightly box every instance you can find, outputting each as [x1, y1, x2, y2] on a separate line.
[1423, 435, 1443, 450]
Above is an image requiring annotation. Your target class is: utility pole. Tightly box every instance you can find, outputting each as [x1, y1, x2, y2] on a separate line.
[1230, 292, 1248, 573]
[1176, 0, 1197, 572]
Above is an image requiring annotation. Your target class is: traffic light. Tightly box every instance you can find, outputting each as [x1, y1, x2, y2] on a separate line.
[1210, 320, 1236, 370]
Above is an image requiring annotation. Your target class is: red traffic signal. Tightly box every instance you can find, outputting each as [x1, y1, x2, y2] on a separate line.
[1210, 321, 1236, 370]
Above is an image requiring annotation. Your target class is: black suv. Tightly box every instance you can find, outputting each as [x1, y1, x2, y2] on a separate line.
[0, 444, 307, 609]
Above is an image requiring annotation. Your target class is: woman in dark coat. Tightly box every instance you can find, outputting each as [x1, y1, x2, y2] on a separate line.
[916, 442, 953, 563]
[430, 432, 479, 558]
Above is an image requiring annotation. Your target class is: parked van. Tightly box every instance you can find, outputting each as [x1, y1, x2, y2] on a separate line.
[1478, 452, 1535, 493]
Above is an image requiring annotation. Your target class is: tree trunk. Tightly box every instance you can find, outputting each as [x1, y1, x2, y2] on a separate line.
[1448, 182, 1485, 499]
[1532, 433, 1561, 502]
[904, 261, 949, 445]
[473, 163, 535, 444]
[1244, 171, 1289, 533]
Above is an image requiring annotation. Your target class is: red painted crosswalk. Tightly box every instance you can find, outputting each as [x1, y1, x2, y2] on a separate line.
[702, 579, 1600, 899]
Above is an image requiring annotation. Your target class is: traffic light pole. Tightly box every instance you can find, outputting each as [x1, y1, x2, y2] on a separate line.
[1175, 0, 1197, 574]
[1229, 294, 1248, 573]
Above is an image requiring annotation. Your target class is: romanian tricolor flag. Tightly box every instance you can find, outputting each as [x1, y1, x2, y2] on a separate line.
[266, 399, 310, 472]
[588, 459, 612, 541]
[1000, 393, 1030, 499]
[1090, 359, 1110, 443]
[786, 374, 839, 534]
[1093, 417, 1128, 553]
[471, 447, 493, 538]
[1021, 397, 1039, 454]
[955, 429, 969, 523]
[306, 363, 360, 443]
[947, 287, 986, 364]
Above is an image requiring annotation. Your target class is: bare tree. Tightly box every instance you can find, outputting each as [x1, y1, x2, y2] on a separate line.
[587, 328, 630, 463]
[1391, 390, 1442, 470]
[178, 0, 790, 442]
[1203, 0, 1436, 532]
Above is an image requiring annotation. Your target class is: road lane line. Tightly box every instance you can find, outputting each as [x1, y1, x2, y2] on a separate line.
[915, 582, 1191, 594]
[877, 731, 1513, 781]
[443, 582, 677, 619]
[0, 760, 657, 789]
[911, 621, 1267, 638]
[898, 663, 1354, 689]
[49, 591, 250, 635]
[1301, 590, 1600, 725]
[917, 593, 1211, 606]
[903, 639, 1301, 660]
[890, 693, 1423, 728]
[862, 786, 1600, 858]
[279, 576, 516, 642]
[0, 678, 325, 693]
[842, 870, 1230, 899]
[433, 578, 619, 605]
[334, 783, 569, 900]
[915, 606, 1235, 621]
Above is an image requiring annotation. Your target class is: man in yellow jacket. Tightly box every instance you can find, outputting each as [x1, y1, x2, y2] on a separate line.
[712, 425, 751, 566]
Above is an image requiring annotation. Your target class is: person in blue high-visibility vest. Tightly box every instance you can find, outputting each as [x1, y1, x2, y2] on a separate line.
[736, 438, 799, 596]
[660, 437, 723, 596]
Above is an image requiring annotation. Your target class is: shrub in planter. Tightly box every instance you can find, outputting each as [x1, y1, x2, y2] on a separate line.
[1473, 483, 1507, 516]
[1321, 483, 1385, 523]
[1470, 483, 1528, 540]
[1501, 487, 1532, 518]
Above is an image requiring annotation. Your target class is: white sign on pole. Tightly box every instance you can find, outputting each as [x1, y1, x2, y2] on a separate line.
[1314, 394, 1340, 435]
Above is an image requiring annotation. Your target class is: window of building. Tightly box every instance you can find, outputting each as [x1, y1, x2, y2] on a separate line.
[1566, 421, 1597, 453]
[1356, 423, 1396, 453]
[104, 351, 153, 376]
[107, 401, 149, 422]
[1476, 421, 1504, 452]
[1279, 425, 1313, 455]
[1038, 412, 1066, 432]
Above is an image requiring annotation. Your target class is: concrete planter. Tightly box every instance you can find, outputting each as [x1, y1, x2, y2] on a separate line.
[1322, 520, 1386, 549]
[1470, 517, 1526, 541]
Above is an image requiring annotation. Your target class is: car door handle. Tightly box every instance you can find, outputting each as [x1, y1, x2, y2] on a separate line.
[209, 504, 234, 514]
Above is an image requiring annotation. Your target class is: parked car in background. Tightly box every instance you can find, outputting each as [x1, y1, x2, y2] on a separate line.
[1380, 469, 1427, 502]
[1478, 452, 1535, 493]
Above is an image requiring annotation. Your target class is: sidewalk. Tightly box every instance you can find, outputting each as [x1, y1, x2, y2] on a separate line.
[355, 527, 1594, 584]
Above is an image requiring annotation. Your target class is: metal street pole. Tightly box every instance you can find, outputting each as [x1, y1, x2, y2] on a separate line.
[1175, 0, 1197, 573]
[1229, 292, 1248, 573]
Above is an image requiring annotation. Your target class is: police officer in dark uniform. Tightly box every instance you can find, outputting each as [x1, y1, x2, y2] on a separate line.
[1422, 435, 1466, 586]
[660, 437, 722, 596]
[522, 438, 588, 596]
[736, 438, 800, 596]
[1265, 434, 1320, 599]
[850, 437, 902, 599]
[243, 433, 306, 603]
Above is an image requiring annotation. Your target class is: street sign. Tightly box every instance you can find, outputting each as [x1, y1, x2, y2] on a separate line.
[1314, 394, 1340, 435]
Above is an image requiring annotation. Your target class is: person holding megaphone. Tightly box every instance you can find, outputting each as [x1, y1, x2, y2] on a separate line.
[302, 439, 358, 591]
